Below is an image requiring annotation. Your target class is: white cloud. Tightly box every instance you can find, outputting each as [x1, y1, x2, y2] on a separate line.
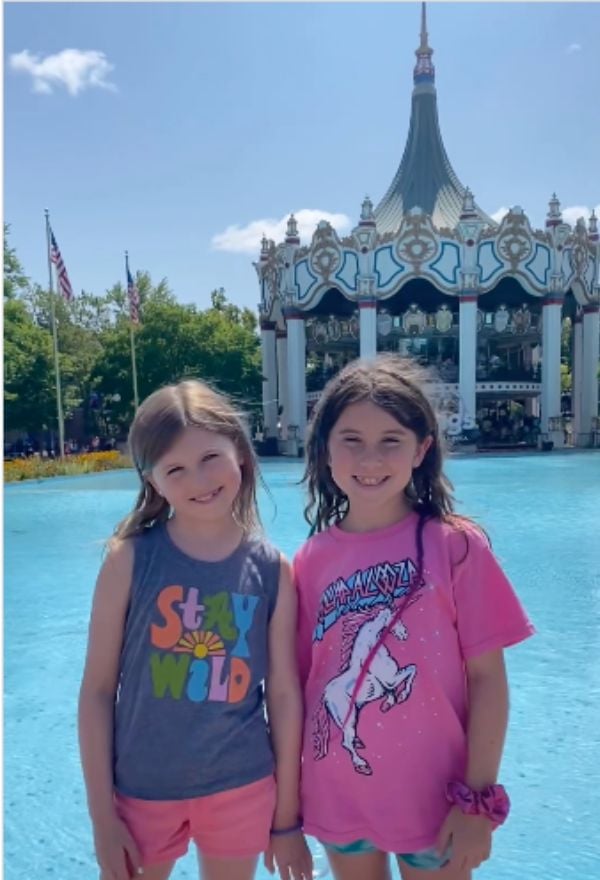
[9, 49, 116, 96]
[491, 203, 599, 229]
[211, 209, 352, 255]
[562, 204, 599, 227]
[566, 43, 582, 54]
[490, 206, 509, 224]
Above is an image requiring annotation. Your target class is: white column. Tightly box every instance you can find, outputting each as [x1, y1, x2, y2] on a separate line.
[541, 298, 563, 443]
[286, 312, 307, 447]
[581, 306, 600, 444]
[572, 315, 583, 439]
[276, 330, 288, 441]
[260, 322, 278, 438]
[359, 301, 377, 358]
[459, 295, 477, 429]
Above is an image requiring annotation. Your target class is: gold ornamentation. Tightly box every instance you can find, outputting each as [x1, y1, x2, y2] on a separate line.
[309, 222, 342, 281]
[496, 210, 533, 268]
[395, 212, 439, 271]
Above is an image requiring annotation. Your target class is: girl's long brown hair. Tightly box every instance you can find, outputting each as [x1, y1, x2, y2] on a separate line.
[114, 379, 261, 540]
[304, 354, 455, 532]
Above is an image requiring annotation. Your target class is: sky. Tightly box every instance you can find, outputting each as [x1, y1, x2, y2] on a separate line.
[4, 1, 600, 312]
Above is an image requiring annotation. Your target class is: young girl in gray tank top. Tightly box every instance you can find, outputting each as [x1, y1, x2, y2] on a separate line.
[78, 380, 312, 880]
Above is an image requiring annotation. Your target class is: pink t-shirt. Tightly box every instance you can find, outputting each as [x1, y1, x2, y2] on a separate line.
[293, 512, 534, 853]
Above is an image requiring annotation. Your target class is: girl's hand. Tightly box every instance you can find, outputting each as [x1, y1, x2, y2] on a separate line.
[435, 806, 493, 871]
[94, 814, 142, 880]
[264, 830, 313, 880]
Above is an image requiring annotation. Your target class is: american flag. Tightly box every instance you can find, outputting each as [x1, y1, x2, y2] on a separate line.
[49, 227, 73, 301]
[127, 263, 140, 325]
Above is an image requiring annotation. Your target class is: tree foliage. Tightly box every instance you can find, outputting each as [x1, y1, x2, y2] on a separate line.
[3, 229, 261, 441]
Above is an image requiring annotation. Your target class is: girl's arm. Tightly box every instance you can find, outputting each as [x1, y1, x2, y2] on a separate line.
[266, 557, 303, 829]
[437, 648, 509, 871]
[78, 539, 141, 879]
[265, 557, 312, 879]
[464, 648, 509, 787]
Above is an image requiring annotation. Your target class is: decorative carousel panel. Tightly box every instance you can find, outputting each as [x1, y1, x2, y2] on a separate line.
[395, 214, 440, 269]
[373, 245, 406, 290]
[495, 210, 534, 270]
[568, 238, 591, 284]
[433, 304, 454, 333]
[402, 304, 428, 335]
[309, 222, 343, 282]
[584, 254, 598, 291]
[294, 259, 319, 303]
[511, 304, 533, 334]
[334, 250, 359, 293]
[493, 305, 512, 334]
[524, 243, 551, 287]
[560, 247, 574, 287]
[307, 315, 359, 346]
[477, 241, 504, 286]
[429, 242, 461, 286]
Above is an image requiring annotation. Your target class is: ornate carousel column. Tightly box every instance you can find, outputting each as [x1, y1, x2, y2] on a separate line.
[355, 197, 378, 359]
[572, 311, 583, 439]
[581, 303, 600, 444]
[457, 190, 484, 430]
[458, 292, 478, 429]
[276, 328, 288, 440]
[540, 293, 563, 444]
[260, 319, 278, 438]
[284, 308, 307, 449]
[359, 296, 377, 358]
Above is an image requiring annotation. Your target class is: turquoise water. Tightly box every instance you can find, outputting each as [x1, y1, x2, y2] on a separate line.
[4, 454, 600, 879]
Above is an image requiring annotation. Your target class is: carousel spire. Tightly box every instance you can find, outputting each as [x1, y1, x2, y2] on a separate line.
[545, 192, 562, 227]
[359, 194, 375, 225]
[285, 213, 300, 244]
[374, 3, 493, 233]
[414, 2, 435, 83]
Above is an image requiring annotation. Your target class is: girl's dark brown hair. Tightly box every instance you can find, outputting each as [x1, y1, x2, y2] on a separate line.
[114, 379, 261, 540]
[303, 354, 483, 566]
[304, 354, 456, 526]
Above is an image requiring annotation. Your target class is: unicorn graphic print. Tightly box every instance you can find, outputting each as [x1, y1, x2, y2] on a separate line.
[312, 564, 422, 776]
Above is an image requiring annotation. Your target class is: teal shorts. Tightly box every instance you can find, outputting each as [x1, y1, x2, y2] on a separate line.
[322, 838, 451, 870]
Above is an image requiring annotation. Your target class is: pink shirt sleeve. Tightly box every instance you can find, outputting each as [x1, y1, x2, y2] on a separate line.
[448, 522, 535, 660]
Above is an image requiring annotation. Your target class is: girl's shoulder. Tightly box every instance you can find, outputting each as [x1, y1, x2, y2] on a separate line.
[292, 527, 333, 571]
[244, 533, 282, 567]
[434, 514, 491, 566]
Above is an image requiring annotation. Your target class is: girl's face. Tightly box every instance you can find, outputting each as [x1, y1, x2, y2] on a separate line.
[148, 425, 243, 525]
[327, 400, 431, 527]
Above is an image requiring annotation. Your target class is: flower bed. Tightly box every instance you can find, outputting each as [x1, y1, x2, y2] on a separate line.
[4, 451, 132, 482]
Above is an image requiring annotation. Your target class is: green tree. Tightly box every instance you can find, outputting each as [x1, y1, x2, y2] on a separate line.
[4, 299, 56, 435]
[4, 224, 29, 300]
[90, 293, 262, 436]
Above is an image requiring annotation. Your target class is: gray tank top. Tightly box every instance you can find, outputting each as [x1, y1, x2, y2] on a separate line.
[113, 523, 280, 800]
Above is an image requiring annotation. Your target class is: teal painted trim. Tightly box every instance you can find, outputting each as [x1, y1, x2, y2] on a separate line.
[294, 258, 318, 301]
[374, 245, 406, 288]
[335, 251, 359, 292]
[524, 243, 551, 286]
[430, 242, 460, 284]
[477, 241, 504, 284]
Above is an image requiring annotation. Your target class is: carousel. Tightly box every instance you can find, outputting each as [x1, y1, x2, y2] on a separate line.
[255, 3, 599, 454]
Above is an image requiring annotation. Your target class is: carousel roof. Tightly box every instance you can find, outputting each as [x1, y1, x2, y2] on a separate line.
[374, 3, 495, 234]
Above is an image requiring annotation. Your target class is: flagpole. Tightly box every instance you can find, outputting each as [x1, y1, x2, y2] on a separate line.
[126, 251, 140, 410]
[45, 209, 66, 458]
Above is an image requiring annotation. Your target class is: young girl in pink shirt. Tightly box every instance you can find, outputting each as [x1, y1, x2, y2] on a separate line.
[293, 355, 534, 880]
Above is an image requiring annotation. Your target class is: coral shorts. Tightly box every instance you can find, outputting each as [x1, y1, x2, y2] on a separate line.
[115, 775, 276, 866]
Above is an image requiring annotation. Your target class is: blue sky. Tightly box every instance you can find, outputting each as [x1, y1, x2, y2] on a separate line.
[5, 1, 600, 311]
